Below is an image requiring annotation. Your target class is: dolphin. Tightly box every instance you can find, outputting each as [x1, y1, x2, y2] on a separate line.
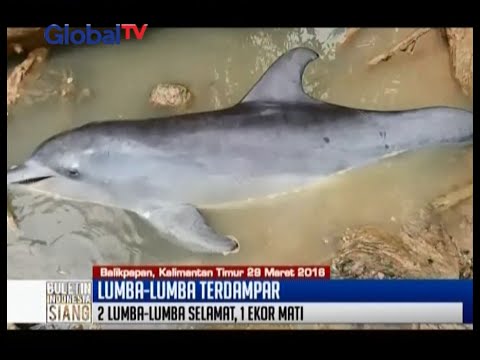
[7, 47, 473, 255]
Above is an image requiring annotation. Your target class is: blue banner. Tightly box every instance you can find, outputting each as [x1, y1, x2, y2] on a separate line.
[93, 279, 473, 323]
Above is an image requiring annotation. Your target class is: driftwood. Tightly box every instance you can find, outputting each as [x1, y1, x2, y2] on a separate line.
[331, 183, 473, 280]
[367, 28, 432, 65]
[341, 27, 473, 97]
[7, 48, 49, 110]
[7, 196, 19, 233]
[7, 28, 45, 56]
[340, 28, 360, 45]
[7, 211, 19, 232]
[444, 28, 473, 97]
[431, 183, 473, 212]
[7, 27, 116, 57]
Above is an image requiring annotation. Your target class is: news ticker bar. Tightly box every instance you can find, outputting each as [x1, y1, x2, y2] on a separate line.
[7, 279, 473, 324]
[90, 303, 463, 324]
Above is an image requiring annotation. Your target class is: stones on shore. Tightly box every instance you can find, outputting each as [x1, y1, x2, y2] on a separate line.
[149, 83, 192, 108]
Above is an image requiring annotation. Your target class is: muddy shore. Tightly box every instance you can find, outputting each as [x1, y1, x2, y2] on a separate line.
[7, 27, 473, 107]
[339, 27, 473, 98]
[7, 27, 473, 330]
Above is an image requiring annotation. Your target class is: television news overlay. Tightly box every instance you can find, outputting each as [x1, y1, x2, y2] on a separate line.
[7, 265, 473, 326]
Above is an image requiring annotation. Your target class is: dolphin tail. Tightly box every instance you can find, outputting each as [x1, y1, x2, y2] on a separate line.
[139, 203, 240, 255]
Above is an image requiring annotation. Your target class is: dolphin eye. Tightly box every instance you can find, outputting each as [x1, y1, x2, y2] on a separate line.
[67, 168, 80, 177]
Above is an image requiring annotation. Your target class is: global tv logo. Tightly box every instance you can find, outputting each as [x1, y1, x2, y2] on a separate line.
[44, 24, 148, 45]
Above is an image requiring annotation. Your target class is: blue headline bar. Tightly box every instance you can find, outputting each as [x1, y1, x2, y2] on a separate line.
[93, 279, 473, 323]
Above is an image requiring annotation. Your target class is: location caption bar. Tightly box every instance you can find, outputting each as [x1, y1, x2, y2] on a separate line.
[92, 265, 331, 279]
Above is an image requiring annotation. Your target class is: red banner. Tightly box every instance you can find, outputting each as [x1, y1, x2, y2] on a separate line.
[92, 265, 330, 280]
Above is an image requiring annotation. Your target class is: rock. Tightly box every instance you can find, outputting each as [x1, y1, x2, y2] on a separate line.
[149, 83, 192, 108]
[444, 28, 473, 97]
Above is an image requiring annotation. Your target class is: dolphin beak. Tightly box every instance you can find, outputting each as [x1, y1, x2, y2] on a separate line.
[7, 161, 56, 186]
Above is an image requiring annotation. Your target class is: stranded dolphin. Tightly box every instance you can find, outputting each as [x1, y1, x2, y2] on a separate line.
[7, 47, 473, 255]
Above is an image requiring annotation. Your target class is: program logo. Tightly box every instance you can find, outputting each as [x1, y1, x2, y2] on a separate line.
[44, 24, 148, 45]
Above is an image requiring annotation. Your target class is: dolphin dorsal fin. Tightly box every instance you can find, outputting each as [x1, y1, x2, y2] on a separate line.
[240, 47, 319, 104]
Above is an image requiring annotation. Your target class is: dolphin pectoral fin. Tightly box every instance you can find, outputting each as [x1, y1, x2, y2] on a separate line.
[239, 47, 320, 104]
[141, 204, 240, 255]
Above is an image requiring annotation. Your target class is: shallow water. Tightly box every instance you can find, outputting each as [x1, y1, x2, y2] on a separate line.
[7, 28, 472, 281]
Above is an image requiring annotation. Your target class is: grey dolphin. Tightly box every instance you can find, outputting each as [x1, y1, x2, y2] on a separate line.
[7, 47, 473, 255]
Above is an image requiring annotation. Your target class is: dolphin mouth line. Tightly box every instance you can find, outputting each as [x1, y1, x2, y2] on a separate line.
[13, 176, 53, 185]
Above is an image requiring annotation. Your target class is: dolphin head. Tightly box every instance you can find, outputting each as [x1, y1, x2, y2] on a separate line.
[9, 128, 87, 184]
[7, 128, 116, 206]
